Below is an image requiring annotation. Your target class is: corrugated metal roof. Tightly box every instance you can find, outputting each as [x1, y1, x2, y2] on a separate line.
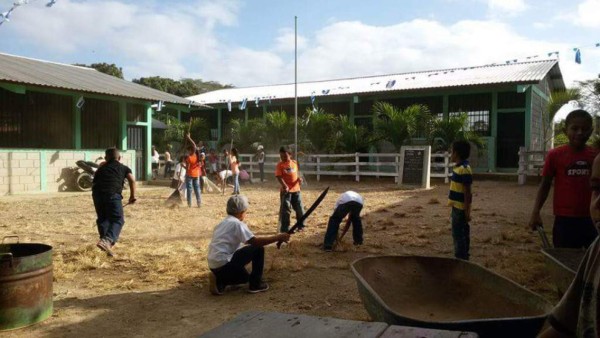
[188, 60, 564, 105]
[0, 52, 201, 106]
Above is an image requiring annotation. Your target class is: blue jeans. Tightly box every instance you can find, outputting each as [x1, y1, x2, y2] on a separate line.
[279, 191, 304, 233]
[324, 201, 363, 248]
[258, 163, 264, 182]
[451, 207, 470, 260]
[233, 173, 240, 194]
[185, 176, 201, 207]
[92, 193, 124, 244]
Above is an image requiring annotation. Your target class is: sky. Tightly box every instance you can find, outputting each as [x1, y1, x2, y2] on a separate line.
[0, 0, 599, 90]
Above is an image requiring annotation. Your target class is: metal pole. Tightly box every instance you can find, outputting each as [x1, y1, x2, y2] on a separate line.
[294, 15, 298, 159]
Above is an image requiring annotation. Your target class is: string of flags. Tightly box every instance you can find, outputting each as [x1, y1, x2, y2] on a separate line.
[0, 0, 57, 27]
[503, 41, 600, 65]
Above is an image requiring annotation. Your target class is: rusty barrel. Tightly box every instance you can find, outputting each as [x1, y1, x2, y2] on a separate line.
[0, 239, 53, 331]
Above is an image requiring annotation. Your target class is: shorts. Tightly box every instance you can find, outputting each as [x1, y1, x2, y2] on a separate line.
[553, 216, 598, 249]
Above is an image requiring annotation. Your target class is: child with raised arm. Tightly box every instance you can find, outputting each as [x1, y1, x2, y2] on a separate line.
[448, 141, 473, 260]
[529, 109, 598, 248]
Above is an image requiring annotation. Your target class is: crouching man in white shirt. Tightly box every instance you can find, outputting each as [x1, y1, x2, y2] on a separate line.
[207, 195, 290, 295]
[323, 191, 364, 252]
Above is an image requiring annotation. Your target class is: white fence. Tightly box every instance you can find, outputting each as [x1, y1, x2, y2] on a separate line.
[234, 152, 453, 184]
[517, 146, 547, 185]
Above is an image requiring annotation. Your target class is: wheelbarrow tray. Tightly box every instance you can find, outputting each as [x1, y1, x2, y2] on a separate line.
[351, 256, 552, 338]
[541, 248, 585, 295]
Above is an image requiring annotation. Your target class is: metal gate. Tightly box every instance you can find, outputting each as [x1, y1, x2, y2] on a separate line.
[127, 126, 146, 180]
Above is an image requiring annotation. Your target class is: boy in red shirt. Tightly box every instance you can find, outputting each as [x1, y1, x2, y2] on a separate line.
[529, 109, 598, 248]
[275, 146, 304, 233]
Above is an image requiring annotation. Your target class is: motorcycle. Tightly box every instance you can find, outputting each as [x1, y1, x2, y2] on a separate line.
[74, 160, 98, 191]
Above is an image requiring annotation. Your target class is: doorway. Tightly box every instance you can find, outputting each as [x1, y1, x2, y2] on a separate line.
[127, 126, 146, 180]
[496, 112, 525, 168]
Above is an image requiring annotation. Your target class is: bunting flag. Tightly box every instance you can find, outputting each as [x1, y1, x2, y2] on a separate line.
[76, 96, 85, 109]
[157, 100, 164, 112]
[574, 48, 581, 64]
[239, 98, 247, 110]
[255, 97, 259, 107]
[227, 100, 232, 112]
[385, 80, 396, 89]
[1, 0, 57, 27]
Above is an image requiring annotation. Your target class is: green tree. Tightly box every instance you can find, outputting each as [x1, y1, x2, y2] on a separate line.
[432, 113, 484, 151]
[264, 111, 295, 150]
[372, 102, 421, 151]
[576, 78, 600, 114]
[333, 115, 373, 153]
[301, 108, 336, 153]
[544, 88, 581, 150]
[229, 118, 267, 152]
[413, 104, 436, 145]
[74, 62, 124, 79]
[133, 76, 232, 97]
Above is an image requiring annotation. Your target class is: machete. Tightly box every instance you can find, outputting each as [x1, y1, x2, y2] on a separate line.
[277, 186, 329, 249]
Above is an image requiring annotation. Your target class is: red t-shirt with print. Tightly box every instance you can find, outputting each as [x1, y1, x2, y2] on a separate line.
[542, 145, 598, 217]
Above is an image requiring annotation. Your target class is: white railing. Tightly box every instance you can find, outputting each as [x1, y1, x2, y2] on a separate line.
[223, 152, 452, 184]
[518, 146, 547, 185]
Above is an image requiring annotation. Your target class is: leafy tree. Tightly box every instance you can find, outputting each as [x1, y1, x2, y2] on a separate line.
[544, 89, 581, 150]
[74, 62, 124, 79]
[372, 102, 421, 151]
[413, 104, 436, 146]
[432, 113, 484, 151]
[133, 76, 232, 97]
[264, 111, 295, 150]
[333, 115, 373, 153]
[229, 118, 266, 152]
[576, 78, 600, 114]
[301, 108, 336, 153]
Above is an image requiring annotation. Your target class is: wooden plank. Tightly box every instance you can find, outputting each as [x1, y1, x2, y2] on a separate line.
[380, 325, 479, 338]
[199, 311, 389, 338]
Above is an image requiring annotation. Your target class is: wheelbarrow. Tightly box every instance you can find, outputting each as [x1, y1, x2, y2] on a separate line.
[536, 225, 585, 296]
[351, 256, 552, 338]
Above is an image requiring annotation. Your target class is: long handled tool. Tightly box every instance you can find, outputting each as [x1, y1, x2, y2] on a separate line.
[333, 218, 351, 250]
[222, 128, 234, 195]
[277, 187, 329, 249]
[536, 225, 551, 249]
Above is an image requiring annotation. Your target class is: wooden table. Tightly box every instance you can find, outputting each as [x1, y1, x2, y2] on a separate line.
[199, 311, 478, 338]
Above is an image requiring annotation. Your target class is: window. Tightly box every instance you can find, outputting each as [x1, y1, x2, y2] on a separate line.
[498, 91, 526, 109]
[449, 93, 491, 136]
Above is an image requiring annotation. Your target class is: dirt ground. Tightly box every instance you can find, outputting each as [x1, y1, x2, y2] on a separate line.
[0, 177, 557, 337]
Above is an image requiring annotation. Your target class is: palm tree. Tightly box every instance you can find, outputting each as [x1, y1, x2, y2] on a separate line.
[432, 113, 484, 151]
[229, 118, 266, 152]
[333, 115, 373, 153]
[372, 102, 423, 151]
[264, 111, 295, 150]
[545, 88, 581, 150]
[301, 107, 336, 153]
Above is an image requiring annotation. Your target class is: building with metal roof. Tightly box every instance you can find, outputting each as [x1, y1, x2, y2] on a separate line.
[188, 59, 565, 173]
[0, 52, 198, 194]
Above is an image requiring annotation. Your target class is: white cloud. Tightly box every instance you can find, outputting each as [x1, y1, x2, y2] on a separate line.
[574, 0, 600, 27]
[272, 28, 308, 53]
[487, 0, 528, 16]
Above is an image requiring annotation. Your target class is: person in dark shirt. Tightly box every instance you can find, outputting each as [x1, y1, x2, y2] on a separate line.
[92, 148, 136, 256]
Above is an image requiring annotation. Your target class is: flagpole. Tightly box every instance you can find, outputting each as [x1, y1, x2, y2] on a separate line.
[294, 15, 298, 159]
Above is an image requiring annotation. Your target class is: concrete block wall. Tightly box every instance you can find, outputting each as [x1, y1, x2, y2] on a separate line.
[0, 150, 135, 195]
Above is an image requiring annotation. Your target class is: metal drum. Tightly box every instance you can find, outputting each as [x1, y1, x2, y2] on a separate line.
[0, 236, 53, 331]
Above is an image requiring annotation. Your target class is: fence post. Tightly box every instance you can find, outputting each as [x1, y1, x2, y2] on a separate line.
[395, 154, 400, 185]
[518, 146, 527, 185]
[444, 152, 449, 184]
[317, 156, 321, 182]
[249, 155, 254, 180]
[355, 152, 360, 182]
[376, 155, 380, 179]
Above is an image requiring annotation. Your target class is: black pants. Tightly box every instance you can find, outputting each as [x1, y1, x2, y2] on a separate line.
[259, 162, 264, 182]
[210, 245, 264, 288]
[323, 201, 363, 248]
[553, 216, 598, 249]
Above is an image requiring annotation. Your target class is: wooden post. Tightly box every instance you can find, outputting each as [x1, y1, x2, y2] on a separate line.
[317, 156, 321, 182]
[444, 151, 450, 184]
[249, 155, 254, 180]
[518, 146, 527, 185]
[376, 155, 380, 179]
[355, 152, 360, 182]
[395, 154, 400, 185]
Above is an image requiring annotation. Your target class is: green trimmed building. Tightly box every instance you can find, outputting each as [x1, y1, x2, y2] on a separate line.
[0, 52, 200, 194]
[187, 60, 565, 172]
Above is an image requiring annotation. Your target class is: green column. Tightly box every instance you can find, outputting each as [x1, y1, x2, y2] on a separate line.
[217, 108, 222, 143]
[442, 95, 449, 120]
[119, 101, 127, 150]
[525, 87, 532, 150]
[490, 92, 498, 171]
[73, 96, 82, 149]
[177, 109, 182, 122]
[146, 105, 153, 180]
[349, 97, 355, 124]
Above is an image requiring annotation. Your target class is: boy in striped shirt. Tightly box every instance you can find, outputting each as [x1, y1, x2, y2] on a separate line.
[448, 140, 473, 260]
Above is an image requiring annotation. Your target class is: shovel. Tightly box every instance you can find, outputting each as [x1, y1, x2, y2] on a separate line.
[536, 225, 551, 249]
